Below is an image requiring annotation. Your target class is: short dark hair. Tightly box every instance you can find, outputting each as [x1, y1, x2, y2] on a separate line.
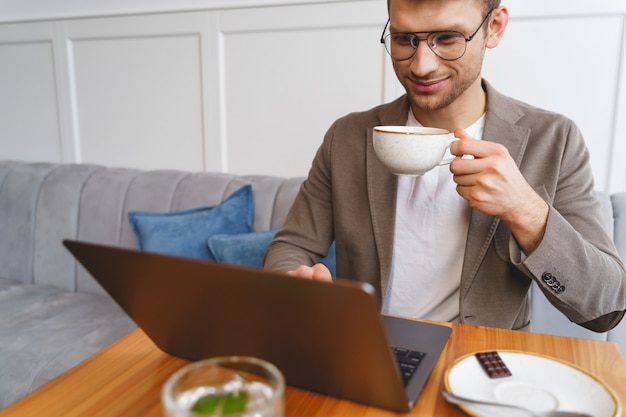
[484, 0, 501, 15]
[386, 0, 500, 17]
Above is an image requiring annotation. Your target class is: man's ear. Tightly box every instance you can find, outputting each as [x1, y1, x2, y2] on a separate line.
[486, 6, 509, 49]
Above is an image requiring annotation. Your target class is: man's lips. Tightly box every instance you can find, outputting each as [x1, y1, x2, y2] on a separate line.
[409, 78, 447, 93]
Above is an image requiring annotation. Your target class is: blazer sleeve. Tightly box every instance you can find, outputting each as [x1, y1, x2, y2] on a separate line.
[263, 122, 336, 273]
[512, 121, 626, 332]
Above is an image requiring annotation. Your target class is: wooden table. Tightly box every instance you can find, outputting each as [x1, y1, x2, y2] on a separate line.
[1, 323, 625, 417]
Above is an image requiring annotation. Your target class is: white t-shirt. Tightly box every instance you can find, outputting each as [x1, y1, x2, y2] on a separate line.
[382, 112, 485, 322]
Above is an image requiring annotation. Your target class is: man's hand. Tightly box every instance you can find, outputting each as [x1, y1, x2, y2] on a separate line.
[286, 263, 333, 282]
[449, 128, 549, 255]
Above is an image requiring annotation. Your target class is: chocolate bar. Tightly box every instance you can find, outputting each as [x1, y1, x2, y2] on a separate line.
[475, 351, 512, 379]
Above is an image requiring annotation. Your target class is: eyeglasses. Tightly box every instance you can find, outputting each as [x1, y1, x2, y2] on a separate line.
[380, 9, 493, 61]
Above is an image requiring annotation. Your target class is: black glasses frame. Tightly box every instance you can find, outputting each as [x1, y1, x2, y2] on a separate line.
[380, 9, 493, 61]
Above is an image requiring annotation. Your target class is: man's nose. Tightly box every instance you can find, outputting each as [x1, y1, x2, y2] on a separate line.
[409, 40, 439, 76]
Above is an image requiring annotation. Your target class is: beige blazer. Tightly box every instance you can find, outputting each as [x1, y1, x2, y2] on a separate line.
[265, 80, 626, 332]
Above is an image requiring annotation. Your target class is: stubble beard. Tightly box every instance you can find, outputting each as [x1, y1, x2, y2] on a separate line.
[404, 70, 481, 112]
[407, 86, 459, 111]
[399, 54, 484, 113]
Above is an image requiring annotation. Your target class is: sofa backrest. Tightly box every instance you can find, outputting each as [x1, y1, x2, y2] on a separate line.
[1, 160, 624, 354]
[609, 194, 626, 351]
[0, 161, 302, 295]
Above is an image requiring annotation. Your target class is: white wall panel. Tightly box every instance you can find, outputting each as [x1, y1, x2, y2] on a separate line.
[1, 0, 626, 190]
[70, 36, 204, 171]
[483, 15, 623, 191]
[64, 14, 215, 171]
[217, 1, 387, 176]
[0, 23, 63, 162]
[505, 1, 626, 17]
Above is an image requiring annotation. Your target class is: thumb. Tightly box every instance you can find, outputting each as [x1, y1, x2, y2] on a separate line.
[454, 128, 473, 140]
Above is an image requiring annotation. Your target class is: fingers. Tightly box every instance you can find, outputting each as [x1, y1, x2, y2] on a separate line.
[450, 128, 501, 160]
[450, 129, 478, 160]
[311, 264, 333, 282]
[453, 128, 472, 140]
[450, 134, 511, 178]
[286, 265, 313, 278]
[286, 263, 333, 282]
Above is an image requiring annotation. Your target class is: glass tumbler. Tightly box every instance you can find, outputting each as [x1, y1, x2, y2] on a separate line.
[162, 356, 285, 417]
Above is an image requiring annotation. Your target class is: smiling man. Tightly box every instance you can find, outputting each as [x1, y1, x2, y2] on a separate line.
[264, 0, 626, 333]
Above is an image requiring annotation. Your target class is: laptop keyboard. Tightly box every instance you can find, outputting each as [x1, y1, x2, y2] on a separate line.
[392, 346, 426, 386]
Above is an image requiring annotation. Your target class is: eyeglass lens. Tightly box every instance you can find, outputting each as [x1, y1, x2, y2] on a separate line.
[381, 9, 493, 61]
[383, 32, 467, 61]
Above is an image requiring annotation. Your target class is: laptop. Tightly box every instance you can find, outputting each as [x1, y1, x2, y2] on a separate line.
[63, 239, 451, 413]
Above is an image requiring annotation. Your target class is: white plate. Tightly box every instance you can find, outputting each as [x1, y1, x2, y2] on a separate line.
[444, 350, 621, 417]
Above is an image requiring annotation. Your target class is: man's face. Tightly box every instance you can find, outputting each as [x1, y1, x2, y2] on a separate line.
[388, 0, 489, 113]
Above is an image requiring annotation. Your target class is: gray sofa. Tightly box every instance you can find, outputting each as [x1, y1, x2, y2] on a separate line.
[0, 160, 302, 409]
[0, 160, 625, 410]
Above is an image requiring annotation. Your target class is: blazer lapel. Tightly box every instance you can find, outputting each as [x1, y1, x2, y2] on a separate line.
[367, 96, 410, 298]
[460, 81, 532, 297]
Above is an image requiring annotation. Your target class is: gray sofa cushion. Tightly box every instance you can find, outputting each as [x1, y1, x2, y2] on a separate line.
[0, 278, 135, 408]
[0, 163, 55, 285]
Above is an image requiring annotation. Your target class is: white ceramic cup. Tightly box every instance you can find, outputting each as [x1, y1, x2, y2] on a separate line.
[373, 126, 456, 176]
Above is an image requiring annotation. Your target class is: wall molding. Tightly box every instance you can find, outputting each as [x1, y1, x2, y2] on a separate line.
[0, 0, 376, 24]
[3, 0, 626, 24]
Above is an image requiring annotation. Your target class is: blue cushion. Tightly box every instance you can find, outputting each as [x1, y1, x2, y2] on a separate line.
[128, 185, 254, 261]
[207, 228, 337, 277]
